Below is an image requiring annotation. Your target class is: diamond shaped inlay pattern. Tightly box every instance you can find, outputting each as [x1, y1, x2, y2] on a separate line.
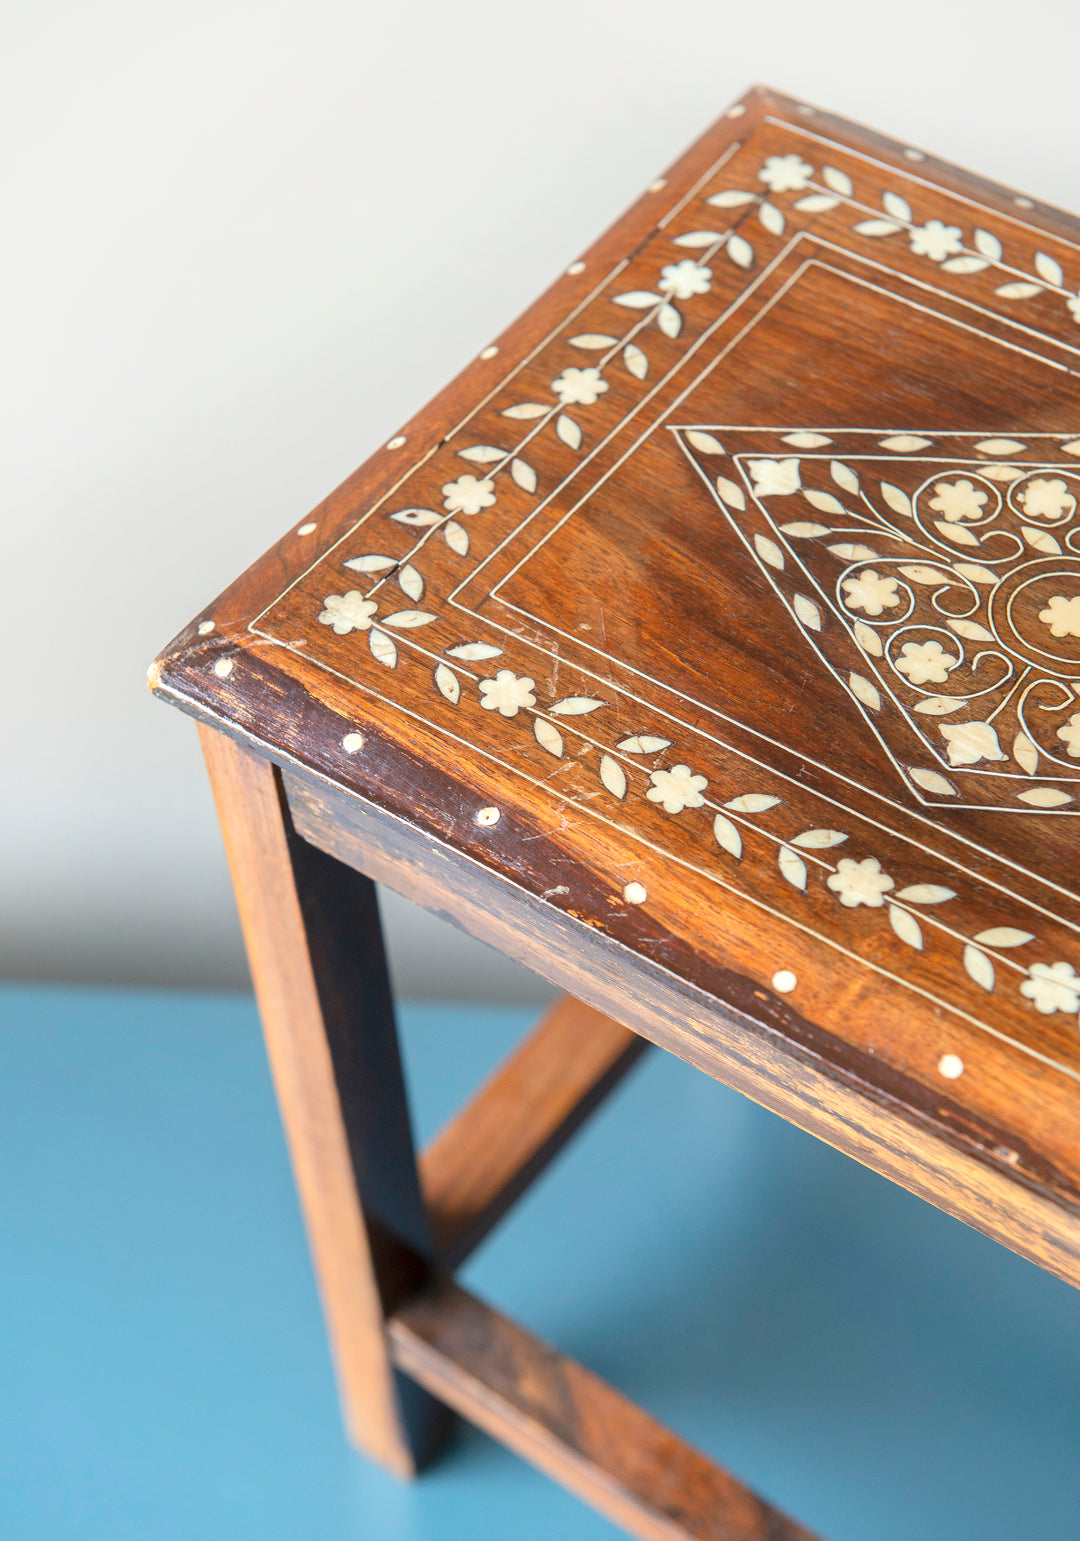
[677, 429, 1080, 813]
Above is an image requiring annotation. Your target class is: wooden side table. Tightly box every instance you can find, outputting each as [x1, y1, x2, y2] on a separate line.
[150, 87, 1080, 1541]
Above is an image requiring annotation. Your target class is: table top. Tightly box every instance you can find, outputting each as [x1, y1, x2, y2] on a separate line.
[151, 86, 1080, 1282]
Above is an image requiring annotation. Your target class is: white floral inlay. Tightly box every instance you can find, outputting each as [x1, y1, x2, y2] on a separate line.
[1039, 594, 1080, 639]
[758, 154, 812, 193]
[928, 478, 987, 522]
[909, 219, 963, 261]
[1019, 961, 1080, 1015]
[659, 259, 712, 299]
[826, 856, 894, 908]
[289, 155, 1080, 1038]
[895, 639, 958, 685]
[1057, 713, 1080, 758]
[551, 367, 609, 407]
[684, 421, 1080, 825]
[747, 457, 801, 497]
[319, 592, 378, 634]
[940, 721, 1008, 767]
[1019, 477, 1076, 520]
[276, 150, 1080, 1040]
[841, 569, 901, 616]
[442, 474, 496, 515]
[646, 764, 708, 814]
[478, 670, 536, 717]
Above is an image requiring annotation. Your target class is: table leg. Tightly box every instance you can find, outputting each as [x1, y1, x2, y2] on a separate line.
[199, 726, 449, 1475]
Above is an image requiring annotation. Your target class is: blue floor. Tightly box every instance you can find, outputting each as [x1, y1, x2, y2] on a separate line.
[1, 984, 1079, 1539]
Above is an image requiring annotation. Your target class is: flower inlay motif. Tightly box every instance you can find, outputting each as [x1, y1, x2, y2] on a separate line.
[940, 721, 1007, 767]
[895, 639, 958, 684]
[646, 764, 708, 814]
[928, 478, 988, 522]
[318, 592, 378, 634]
[1039, 595, 1080, 639]
[1019, 478, 1076, 520]
[551, 367, 609, 407]
[659, 260, 712, 299]
[1058, 714, 1080, 757]
[1019, 962, 1080, 1015]
[841, 570, 901, 616]
[679, 428, 1080, 816]
[479, 670, 537, 717]
[826, 857, 895, 908]
[758, 154, 813, 193]
[908, 219, 964, 262]
[442, 474, 497, 515]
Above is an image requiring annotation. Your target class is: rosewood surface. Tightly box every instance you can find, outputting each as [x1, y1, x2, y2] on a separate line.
[152, 87, 1080, 1284]
[390, 1279, 821, 1541]
[198, 728, 448, 1474]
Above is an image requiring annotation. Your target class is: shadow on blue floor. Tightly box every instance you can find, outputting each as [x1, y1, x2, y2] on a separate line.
[1, 984, 1078, 1540]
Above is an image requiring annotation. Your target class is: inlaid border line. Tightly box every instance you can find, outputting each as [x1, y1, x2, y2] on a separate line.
[472, 256, 1080, 862]
[262, 574, 1080, 956]
[215, 636, 1080, 1085]
[490, 246, 1071, 600]
[656, 138, 743, 231]
[248, 253, 633, 622]
[763, 113, 1080, 256]
[250, 181, 1080, 921]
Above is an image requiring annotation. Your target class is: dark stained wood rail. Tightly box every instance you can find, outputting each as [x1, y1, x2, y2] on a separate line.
[420, 994, 647, 1267]
[390, 1279, 821, 1541]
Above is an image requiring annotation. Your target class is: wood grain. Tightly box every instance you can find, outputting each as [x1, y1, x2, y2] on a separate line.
[390, 1278, 821, 1541]
[280, 759, 1080, 1289]
[151, 86, 1080, 1303]
[420, 994, 646, 1267]
[199, 726, 449, 1474]
[146, 89, 1080, 1533]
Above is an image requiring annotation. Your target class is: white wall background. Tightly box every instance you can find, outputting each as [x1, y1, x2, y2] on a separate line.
[4, 0, 1079, 998]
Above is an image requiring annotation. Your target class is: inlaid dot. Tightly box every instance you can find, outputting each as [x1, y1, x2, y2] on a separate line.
[938, 1052, 965, 1080]
[795, 104, 814, 116]
[475, 805, 501, 826]
[623, 881, 648, 905]
[479, 345, 499, 360]
[342, 733, 364, 753]
[647, 178, 666, 193]
[1014, 196, 1034, 209]
[297, 522, 317, 536]
[198, 620, 215, 635]
[726, 103, 746, 119]
[771, 969, 797, 994]
[386, 435, 406, 450]
[903, 147, 926, 162]
[213, 657, 233, 678]
[566, 260, 586, 275]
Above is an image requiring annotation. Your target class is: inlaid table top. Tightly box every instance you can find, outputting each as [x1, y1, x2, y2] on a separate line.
[151, 87, 1080, 1287]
